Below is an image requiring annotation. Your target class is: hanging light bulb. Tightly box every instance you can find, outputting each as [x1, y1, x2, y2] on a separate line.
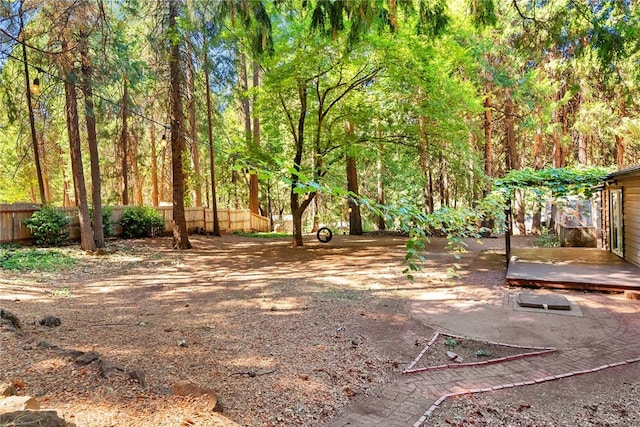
[30, 77, 41, 95]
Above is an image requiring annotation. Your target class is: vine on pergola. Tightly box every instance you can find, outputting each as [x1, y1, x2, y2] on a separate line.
[494, 166, 614, 199]
[492, 166, 614, 262]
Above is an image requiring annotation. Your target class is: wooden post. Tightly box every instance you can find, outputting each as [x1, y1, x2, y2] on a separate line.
[505, 198, 512, 266]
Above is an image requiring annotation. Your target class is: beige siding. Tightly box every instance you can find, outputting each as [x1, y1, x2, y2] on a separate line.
[619, 172, 640, 267]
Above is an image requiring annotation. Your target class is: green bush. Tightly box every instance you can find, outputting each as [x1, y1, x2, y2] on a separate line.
[23, 206, 70, 247]
[102, 206, 114, 237]
[119, 206, 165, 238]
[534, 227, 560, 248]
[90, 206, 113, 237]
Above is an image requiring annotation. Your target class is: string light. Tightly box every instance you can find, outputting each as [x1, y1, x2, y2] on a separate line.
[30, 77, 40, 95]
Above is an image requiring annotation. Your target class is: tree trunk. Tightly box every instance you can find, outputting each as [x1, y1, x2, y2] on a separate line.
[239, 53, 254, 214]
[20, 14, 46, 205]
[169, 0, 191, 249]
[577, 133, 588, 165]
[514, 189, 526, 235]
[504, 92, 525, 234]
[311, 195, 319, 233]
[159, 136, 168, 203]
[346, 157, 362, 235]
[150, 124, 159, 206]
[438, 153, 449, 208]
[291, 204, 304, 246]
[290, 83, 308, 247]
[552, 84, 567, 168]
[418, 116, 432, 213]
[187, 52, 202, 206]
[63, 71, 96, 251]
[552, 130, 562, 168]
[204, 38, 221, 236]
[131, 130, 143, 205]
[266, 179, 274, 231]
[80, 33, 104, 247]
[345, 121, 362, 235]
[40, 131, 51, 202]
[120, 80, 129, 206]
[484, 89, 493, 178]
[531, 114, 543, 235]
[376, 139, 385, 231]
[504, 94, 519, 170]
[60, 144, 72, 208]
[249, 60, 261, 215]
[615, 94, 626, 168]
[531, 201, 542, 235]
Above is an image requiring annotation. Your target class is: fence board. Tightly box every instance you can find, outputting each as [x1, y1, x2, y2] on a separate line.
[0, 204, 40, 242]
[0, 204, 270, 243]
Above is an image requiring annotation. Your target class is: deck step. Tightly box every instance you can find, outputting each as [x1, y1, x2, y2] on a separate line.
[517, 293, 571, 310]
[506, 248, 640, 293]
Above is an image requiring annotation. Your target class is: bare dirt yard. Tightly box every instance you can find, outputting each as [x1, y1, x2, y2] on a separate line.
[1, 234, 639, 426]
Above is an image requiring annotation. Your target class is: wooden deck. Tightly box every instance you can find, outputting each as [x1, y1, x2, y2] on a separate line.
[506, 247, 640, 292]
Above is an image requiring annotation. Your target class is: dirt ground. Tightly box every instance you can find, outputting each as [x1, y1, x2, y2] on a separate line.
[1, 234, 638, 426]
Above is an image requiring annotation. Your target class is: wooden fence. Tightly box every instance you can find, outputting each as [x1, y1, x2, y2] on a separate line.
[0, 204, 270, 243]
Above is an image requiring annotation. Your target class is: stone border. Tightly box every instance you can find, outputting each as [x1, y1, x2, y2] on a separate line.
[412, 352, 640, 426]
[403, 331, 557, 374]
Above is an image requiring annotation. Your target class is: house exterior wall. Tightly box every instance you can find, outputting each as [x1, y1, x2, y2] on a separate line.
[601, 190, 610, 251]
[604, 168, 640, 268]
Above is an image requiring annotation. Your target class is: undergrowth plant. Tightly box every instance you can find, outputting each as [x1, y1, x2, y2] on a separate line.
[23, 206, 70, 247]
[444, 337, 459, 347]
[0, 248, 76, 271]
[119, 206, 165, 238]
[535, 227, 560, 247]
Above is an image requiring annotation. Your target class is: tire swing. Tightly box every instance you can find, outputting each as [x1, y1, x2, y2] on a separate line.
[316, 227, 333, 243]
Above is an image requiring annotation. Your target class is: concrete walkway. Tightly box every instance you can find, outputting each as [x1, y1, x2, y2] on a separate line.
[329, 285, 640, 427]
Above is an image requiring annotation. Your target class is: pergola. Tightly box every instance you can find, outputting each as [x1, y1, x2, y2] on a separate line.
[494, 166, 611, 264]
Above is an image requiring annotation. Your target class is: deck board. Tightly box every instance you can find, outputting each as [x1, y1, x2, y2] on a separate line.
[506, 248, 640, 292]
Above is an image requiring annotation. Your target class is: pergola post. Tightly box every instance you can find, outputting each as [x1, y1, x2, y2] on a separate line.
[505, 197, 512, 265]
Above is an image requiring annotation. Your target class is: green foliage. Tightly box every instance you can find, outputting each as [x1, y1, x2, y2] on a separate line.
[102, 206, 114, 237]
[119, 206, 165, 238]
[416, 0, 449, 36]
[0, 248, 76, 272]
[398, 192, 507, 278]
[475, 349, 491, 357]
[534, 227, 560, 248]
[444, 336, 459, 347]
[23, 206, 71, 247]
[494, 166, 613, 199]
[469, 0, 497, 28]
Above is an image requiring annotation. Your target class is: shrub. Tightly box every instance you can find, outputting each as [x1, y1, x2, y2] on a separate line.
[534, 227, 560, 248]
[102, 206, 114, 237]
[90, 206, 114, 237]
[119, 206, 165, 238]
[23, 206, 70, 247]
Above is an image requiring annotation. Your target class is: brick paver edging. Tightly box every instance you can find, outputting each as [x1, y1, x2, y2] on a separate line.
[403, 331, 557, 374]
[413, 355, 640, 427]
